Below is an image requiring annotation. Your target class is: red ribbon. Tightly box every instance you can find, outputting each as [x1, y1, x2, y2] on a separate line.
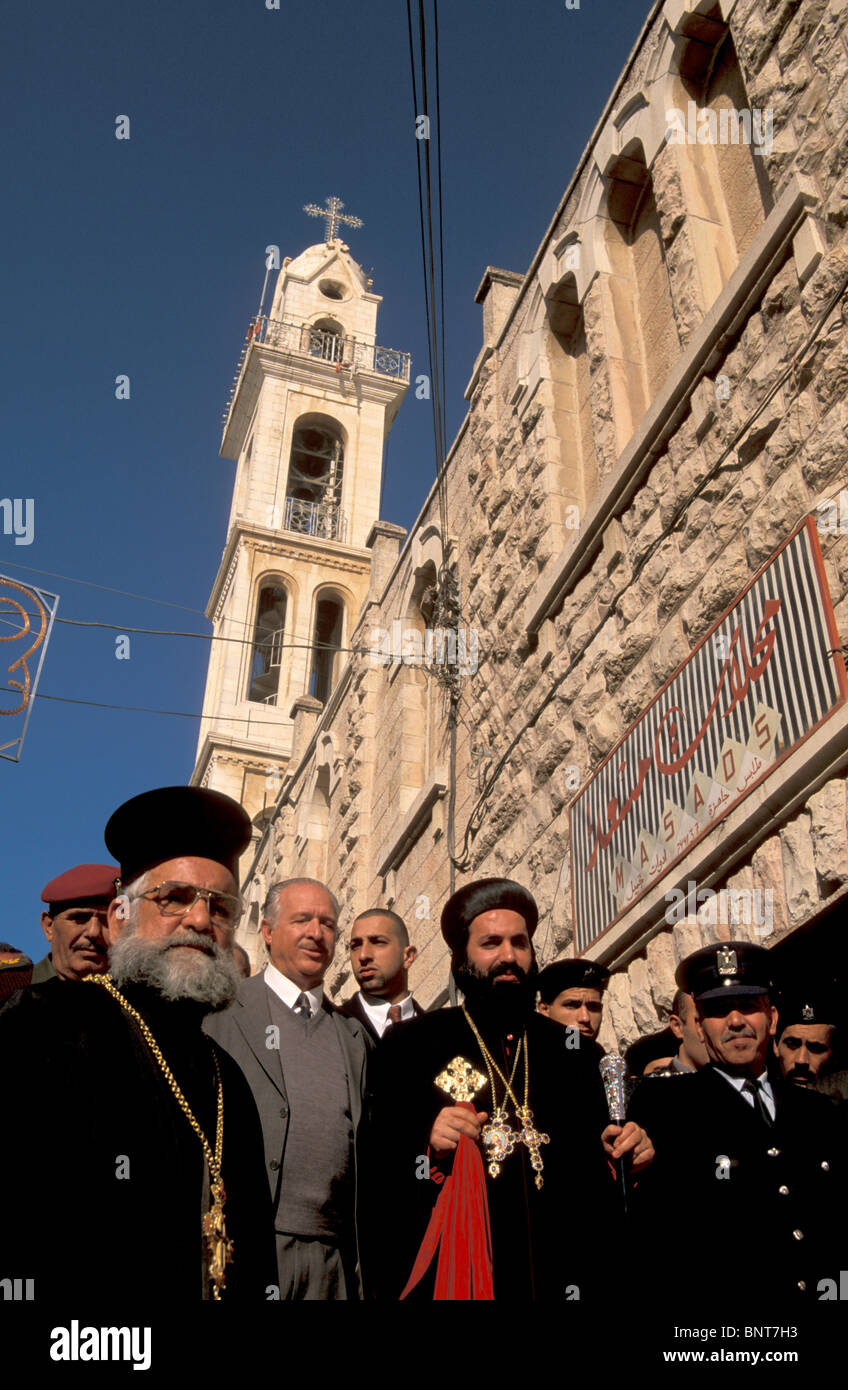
[400, 1102, 494, 1300]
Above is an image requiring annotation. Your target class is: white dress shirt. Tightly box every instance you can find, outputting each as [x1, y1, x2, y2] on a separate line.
[356, 991, 415, 1038]
[713, 1067, 776, 1121]
[263, 961, 323, 1016]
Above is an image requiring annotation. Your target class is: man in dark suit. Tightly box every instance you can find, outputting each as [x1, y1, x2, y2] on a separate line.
[629, 942, 848, 1302]
[205, 877, 370, 1300]
[339, 907, 423, 1042]
[366, 878, 653, 1300]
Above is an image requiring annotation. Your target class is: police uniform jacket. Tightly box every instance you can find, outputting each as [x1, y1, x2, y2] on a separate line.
[628, 1063, 848, 1301]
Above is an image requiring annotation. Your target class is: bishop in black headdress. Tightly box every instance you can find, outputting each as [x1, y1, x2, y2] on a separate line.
[364, 878, 652, 1300]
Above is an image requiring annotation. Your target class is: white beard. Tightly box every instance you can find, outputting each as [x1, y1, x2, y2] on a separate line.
[109, 923, 240, 1011]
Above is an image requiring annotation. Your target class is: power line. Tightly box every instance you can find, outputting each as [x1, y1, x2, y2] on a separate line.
[0, 684, 293, 724]
[0, 559, 207, 616]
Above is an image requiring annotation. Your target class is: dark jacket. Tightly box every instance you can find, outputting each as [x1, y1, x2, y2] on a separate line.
[30, 952, 58, 984]
[365, 1005, 626, 1301]
[628, 1063, 848, 1301]
[337, 990, 424, 1043]
[204, 972, 371, 1295]
[0, 978, 275, 1301]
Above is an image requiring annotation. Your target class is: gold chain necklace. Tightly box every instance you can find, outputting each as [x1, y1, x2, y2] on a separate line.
[85, 972, 233, 1298]
[462, 1008, 550, 1189]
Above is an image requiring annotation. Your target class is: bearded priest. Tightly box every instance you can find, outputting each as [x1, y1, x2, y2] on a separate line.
[0, 786, 276, 1303]
[364, 878, 653, 1301]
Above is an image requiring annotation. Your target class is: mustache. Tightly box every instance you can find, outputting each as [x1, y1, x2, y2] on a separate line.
[488, 961, 528, 981]
[164, 930, 217, 957]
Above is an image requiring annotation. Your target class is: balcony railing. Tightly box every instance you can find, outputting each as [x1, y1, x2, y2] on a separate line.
[283, 495, 347, 542]
[249, 317, 411, 381]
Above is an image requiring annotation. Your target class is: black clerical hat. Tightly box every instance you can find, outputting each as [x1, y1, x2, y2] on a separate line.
[775, 983, 838, 1036]
[440, 878, 538, 952]
[675, 941, 775, 1001]
[104, 786, 252, 888]
[537, 958, 610, 1003]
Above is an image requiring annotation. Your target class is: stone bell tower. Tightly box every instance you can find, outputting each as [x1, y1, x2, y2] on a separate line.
[192, 199, 410, 831]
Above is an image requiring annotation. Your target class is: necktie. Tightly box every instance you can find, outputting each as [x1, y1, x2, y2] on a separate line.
[293, 992, 312, 1019]
[742, 1078, 773, 1126]
[384, 1004, 403, 1031]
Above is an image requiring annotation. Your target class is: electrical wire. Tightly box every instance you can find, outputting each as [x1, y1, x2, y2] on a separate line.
[0, 684, 292, 724]
[0, 559, 207, 615]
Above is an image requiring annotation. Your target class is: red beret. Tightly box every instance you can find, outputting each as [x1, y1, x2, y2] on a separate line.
[41, 863, 118, 907]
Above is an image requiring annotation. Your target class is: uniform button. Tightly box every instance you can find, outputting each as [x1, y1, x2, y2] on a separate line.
[798, 1281, 806, 1292]
[792, 1229, 804, 1240]
[767, 1147, 780, 1157]
[269, 1159, 280, 1171]
[778, 1185, 789, 1195]
[280, 1105, 289, 1118]
[821, 1161, 830, 1171]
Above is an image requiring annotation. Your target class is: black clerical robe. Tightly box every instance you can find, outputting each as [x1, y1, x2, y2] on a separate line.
[365, 1007, 623, 1301]
[0, 978, 276, 1303]
[628, 1064, 848, 1302]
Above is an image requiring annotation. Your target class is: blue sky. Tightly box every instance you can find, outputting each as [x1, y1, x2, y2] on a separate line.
[2, 0, 654, 962]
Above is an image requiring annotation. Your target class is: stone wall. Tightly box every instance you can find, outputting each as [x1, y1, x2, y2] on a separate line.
[237, 0, 848, 1050]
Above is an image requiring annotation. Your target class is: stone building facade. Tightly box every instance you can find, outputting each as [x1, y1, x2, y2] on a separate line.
[196, 0, 848, 1055]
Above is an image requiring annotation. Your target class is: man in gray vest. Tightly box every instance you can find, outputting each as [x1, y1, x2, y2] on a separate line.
[205, 877, 370, 1300]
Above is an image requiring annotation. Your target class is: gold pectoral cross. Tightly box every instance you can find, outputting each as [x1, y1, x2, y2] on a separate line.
[203, 1178, 234, 1299]
[435, 1056, 487, 1104]
[516, 1106, 550, 1189]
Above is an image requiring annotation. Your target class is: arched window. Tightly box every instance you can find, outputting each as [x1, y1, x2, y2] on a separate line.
[307, 317, 344, 364]
[599, 146, 679, 452]
[309, 595, 344, 705]
[665, 16, 772, 315]
[544, 275, 598, 520]
[247, 582, 287, 705]
[284, 420, 345, 540]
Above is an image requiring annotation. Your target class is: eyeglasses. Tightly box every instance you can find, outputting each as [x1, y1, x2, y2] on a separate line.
[136, 881, 243, 932]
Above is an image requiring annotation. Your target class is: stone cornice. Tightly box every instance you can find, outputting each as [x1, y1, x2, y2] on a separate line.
[221, 341, 408, 459]
[376, 769, 448, 878]
[206, 522, 371, 620]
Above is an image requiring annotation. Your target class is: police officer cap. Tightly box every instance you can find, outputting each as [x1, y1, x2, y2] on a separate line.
[537, 958, 610, 1004]
[675, 941, 775, 1001]
[105, 786, 252, 888]
[775, 983, 838, 1036]
[441, 878, 538, 952]
[40, 863, 118, 911]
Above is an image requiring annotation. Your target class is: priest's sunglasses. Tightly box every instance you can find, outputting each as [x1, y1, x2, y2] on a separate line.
[136, 881, 243, 932]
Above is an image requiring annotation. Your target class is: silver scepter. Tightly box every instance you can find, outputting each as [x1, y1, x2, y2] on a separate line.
[599, 1053, 630, 1212]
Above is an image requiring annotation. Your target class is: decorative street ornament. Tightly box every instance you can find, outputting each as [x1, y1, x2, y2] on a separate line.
[0, 574, 59, 761]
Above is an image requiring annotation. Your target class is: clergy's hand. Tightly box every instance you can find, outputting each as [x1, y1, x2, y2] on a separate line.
[429, 1105, 489, 1159]
[601, 1121, 654, 1172]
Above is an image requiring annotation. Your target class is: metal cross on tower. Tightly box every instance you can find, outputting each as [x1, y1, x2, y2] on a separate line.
[303, 196, 363, 243]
